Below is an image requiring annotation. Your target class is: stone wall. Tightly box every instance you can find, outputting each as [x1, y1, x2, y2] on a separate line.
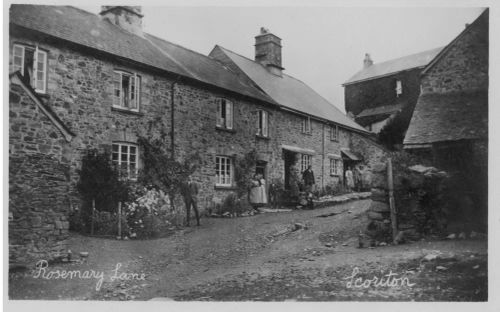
[420, 13, 488, 94]
[9, 83, 70, 264]
[9, 31, 388, 218]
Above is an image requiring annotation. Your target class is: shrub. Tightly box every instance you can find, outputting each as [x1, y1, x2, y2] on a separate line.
[75, 149, 131, 233]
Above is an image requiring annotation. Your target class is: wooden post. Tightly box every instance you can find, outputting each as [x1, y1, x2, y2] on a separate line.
[118, 201, 122, 239]
[90, 199, 95, 236]
[387, 158, 398, 243]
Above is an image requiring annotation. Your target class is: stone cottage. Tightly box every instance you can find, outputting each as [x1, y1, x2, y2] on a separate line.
[404, 9, 488, 227]
[9, 5, 386, 263]
[342, 47, 442, 138]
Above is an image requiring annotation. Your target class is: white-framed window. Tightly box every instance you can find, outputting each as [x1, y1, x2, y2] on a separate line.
[216, 98, 233, 130]
[300, 154, 312, 172]
[396, 80, 403, 97]
[256, 110, 269, 137]
[302, 116, 311, 134]
[330, 125, 339, 141]
[330, 158, 341, 176]
[112, 142, 139, 180]
[215, 156, 233, 186]
[113, 70, 141, 111]
[12, 44, 47, 93]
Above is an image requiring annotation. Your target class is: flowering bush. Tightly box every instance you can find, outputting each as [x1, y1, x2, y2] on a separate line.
[124, 185, 185, 238]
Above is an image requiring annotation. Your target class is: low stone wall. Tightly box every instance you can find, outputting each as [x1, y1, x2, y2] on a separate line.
[9, 154, 70, 265]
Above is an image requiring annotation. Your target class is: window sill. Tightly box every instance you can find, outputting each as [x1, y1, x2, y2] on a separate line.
[214, 185, 238, 190]
[216, 126, 236, 133]
[330, 174, 341, 177]
[330, 139, 339, 142]
[36, 92, 50, 99]
[112, 106, 144, 116]
[302, 132, 313, 136]
[256, 134, 270, 140]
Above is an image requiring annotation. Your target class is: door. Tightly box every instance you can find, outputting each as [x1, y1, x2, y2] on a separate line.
[283, 150, 297, 190]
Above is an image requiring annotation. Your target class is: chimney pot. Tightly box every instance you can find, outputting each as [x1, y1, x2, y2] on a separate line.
[255, 27, 284, 76]
[100, 6, 144, 37]
[363, 53, 373, 69]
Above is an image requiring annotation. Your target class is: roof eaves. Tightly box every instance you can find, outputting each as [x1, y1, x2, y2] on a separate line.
[342, 65, 426, 86]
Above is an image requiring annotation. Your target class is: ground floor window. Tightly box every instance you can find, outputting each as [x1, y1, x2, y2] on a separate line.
[112, 142, 138, 180]
[215, 156, 233, 186]
[300, 154, 312, 172]
[330, 158, 341, 176]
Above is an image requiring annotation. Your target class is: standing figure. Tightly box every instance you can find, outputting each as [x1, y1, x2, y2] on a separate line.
[248, 174, 262, 211]
[181, 176, 200, 226]
[258, 175, 268, 206]
[302, 165, 315, 193]
[345, 167, 354, 192]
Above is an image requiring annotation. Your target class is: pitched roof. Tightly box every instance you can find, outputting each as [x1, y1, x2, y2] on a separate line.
[9, 5, 275, 105]
[357, 103, 404, 118]
[403, 91, 488, 146]
[10, 71, 75, 142]
[213, 46, 368, 133]
[422, 9, 488, 76]
[343, 47, 443, 85]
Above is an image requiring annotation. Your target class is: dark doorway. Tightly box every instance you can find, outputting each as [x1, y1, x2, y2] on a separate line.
[255, 161, 267, 179]
[283, 150, 297, 190]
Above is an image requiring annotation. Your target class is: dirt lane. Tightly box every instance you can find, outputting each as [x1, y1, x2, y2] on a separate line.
[8, 199, 487, 301]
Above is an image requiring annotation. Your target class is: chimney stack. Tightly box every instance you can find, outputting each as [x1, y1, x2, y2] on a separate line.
[100, 6, 144, 37]
[255, 27, 284, 76]
[363, 53, 373, 69]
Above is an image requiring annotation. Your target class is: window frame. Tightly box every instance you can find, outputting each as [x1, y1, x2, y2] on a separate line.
[330, 124, 339, 141]
[111, 142, 139, 181]
[300, 154, 312, 173]
[215, 155, 233, 187]
[302, 116, 312, 134]
[329, 157, 341, 176]
[12, 43, 48, 94]
[395, 79, 403, 97]
[256, 109, 269, 137]
[216, 98, 234, 130]
[113, 70, 141, 112]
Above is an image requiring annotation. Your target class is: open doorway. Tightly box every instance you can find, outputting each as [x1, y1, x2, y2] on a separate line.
[283, 149, 297, 190]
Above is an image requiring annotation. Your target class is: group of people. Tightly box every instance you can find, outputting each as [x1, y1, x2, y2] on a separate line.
[182, 163, 365, 225]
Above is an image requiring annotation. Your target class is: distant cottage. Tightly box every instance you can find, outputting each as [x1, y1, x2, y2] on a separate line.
[343, 45, 443, 144]
[8, 5, 385, 263]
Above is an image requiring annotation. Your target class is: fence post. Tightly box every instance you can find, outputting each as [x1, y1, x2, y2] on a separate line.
[387, 158, 398, 243]
[118, 201, 122, 239]
[91, 199, 95, 236]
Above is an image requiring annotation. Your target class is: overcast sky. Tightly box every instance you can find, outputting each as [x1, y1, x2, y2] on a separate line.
[76, 4, 484, 112]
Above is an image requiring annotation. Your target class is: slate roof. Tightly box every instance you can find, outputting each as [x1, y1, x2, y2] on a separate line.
[343, 47, 443, 85]
[357, 104, 404, 118]
[403, 91, 488, 145]
[9, 5, 275, 105]
[212, 46, 368, 133]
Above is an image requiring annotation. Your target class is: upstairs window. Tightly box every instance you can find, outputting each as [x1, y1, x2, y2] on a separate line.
[300, 154, 312, 172]
[302, 116, 311, 134]
[12, 44, 47, 93]
[113, 70, 141, 112]
[216, 98, 233, 130]
[215, 156, 233, 187]
[330, 125, 339, 141]
[256, 110, 269, 137]
[396, 80, 403, 97]
[112, 142, 138, 180]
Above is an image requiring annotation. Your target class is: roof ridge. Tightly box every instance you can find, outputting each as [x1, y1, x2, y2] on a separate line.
[217, 45, 314, 86]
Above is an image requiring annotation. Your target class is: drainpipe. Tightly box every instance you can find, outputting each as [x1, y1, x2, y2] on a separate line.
[321, 123, 325, 190]
[170, 80, 177, 160]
